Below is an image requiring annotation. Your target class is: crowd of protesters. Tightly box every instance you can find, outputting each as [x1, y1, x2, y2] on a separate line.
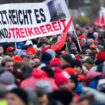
[0, 23, 105, 105]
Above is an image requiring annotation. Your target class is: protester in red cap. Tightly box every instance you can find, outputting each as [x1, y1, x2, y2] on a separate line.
[12, 55, 23, 63]
[6, 46, 15, 57]
[21, 68, 48, 91]
[50, 57, 62, 67]
[55, 73, 69, 90]
[26, 47, 37, 56]
[21, 68, 57, 91]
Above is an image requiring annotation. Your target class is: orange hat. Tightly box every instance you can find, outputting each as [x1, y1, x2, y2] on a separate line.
[6, 47, 14, 53]
[26, 47, 37, 55]
[12, 55, 23, 63]
[64, 68, 76, 75]
[90, 44, 97, 49]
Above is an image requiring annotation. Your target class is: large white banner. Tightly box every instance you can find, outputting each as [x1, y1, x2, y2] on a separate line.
[0, 0, 72, 43]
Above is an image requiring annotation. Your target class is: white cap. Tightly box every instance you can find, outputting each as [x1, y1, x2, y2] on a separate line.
[25, 40, 33, 46]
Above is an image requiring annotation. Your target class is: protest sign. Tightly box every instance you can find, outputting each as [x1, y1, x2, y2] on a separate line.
[0, 0, 73, 42]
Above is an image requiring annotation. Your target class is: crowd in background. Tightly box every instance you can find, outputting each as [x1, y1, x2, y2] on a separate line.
[0, 23, 105, 105]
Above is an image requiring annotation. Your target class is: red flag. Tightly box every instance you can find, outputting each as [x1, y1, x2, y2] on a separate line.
[94, 17, 100, 27]
[51, 17, 73, 52]
[101, 13, 105, 26]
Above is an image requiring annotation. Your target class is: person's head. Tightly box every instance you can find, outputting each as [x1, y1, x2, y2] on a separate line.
[72, 60, 82, 74]
[36, 90, 48, 105]
[6, 88, 29, 105]
[26, 47, 37, 56]
[41, 52, 52, 65]
[0, 46, 4, 55]
[29, 55, 40, 67]
[52, 90, 75, 105]
[0, 67, 15, 86]
[50, 57, 62, 67]
[55, 73, 69, 90]
[60, 54, 74, 68]
[36, 80, 52, 94]
[2, 56, 14, 72]
[6, 47, 15, 57]
[89, 27, 93, 33]
[85, 49, 92, 56]
[83, 58, 94, 70]
[93, 32, 99, 39]
[76, 30, 82, 36]
[20, 65, 33, 80]
[41, 66, 54, 78]
[69, 75, 78, 91]
[79, 95, 94, 105]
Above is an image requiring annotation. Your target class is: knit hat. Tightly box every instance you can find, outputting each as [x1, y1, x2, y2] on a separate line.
[55, 73, 68, 86]
[6, 47, 14, 53]
[84, 57, 94, 64]
[75, 55, 82, 60]
[9, 88, 28, 105]
[36, 80, 52, 93]
[69, 75, 78, 89]
[0, 68, 15, 85]
[93, 32, 99, 37]
[52, 90, 74, 105]
[32, 68, 48, 79]
[26, 47, 37, 55]
[50, 58, 62, 67]
[87, 39, 94, 45]
[46, 49, 56, 58]
[12, 55, 23, 63]
[78, 35, 86, 40]
[41, 52, 52, 65]
[97, 45, 104, 51]
[97, 79, 105, 91]
[96, 51, 105, 62]
[53, 67, 62, 74]
[61, 54, 74, 66]
[72, 60, 82, 68]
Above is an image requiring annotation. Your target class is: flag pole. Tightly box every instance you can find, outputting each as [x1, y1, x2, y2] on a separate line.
[74, 31, 82, 53]
[71, 18, 82, 53]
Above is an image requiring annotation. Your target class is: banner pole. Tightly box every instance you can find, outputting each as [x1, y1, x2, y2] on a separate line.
[15, 42, 17, 50]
